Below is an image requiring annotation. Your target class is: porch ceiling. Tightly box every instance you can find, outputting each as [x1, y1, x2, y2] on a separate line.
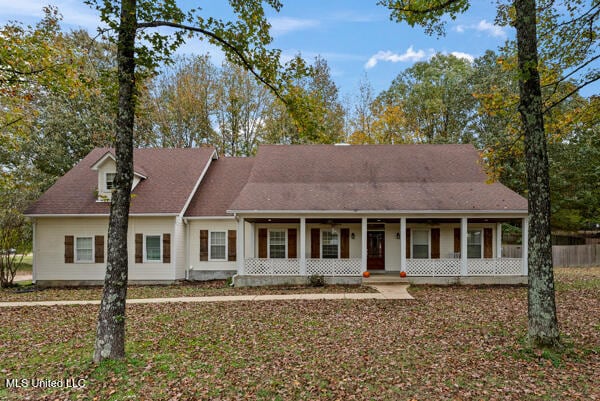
[244, 217, 522, 225]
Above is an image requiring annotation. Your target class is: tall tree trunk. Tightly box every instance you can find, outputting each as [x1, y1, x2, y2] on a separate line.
[514, 0, 560, 347]
[93, 0, 137, 363]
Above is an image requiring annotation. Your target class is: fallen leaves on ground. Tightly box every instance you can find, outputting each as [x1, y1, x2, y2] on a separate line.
[0, 269, 598, 400]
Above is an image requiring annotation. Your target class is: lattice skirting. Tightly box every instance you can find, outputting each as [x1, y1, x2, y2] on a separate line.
[306, 258, 361, 276]
[468, 258, 522, 275]
[244, 258, 300, 275]
[406, 258, 523, 276]
[244, 258, 362, 276]
[406, 259, 461, 276]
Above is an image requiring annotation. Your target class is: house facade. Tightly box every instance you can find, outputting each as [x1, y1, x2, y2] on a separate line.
[25, 144, 529, 286]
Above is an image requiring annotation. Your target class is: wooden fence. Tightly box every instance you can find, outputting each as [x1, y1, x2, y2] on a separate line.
[503, 244, 600, 267]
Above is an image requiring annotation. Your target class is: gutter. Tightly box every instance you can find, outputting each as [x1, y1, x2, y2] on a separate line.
[183, 217, 190, 281]
[31, 219, 37, 284]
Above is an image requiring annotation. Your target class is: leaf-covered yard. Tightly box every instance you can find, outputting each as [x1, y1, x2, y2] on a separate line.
[1, 268, 599, 400]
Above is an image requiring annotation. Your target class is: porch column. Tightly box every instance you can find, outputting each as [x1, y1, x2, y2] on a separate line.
[361, 217, 367, 273]
[496, 223, 502, 259]
[249, 222, 255, 258]
[522, 217, 529, 275]
[300, 217, 306, 275]
[400, 217, 406, 273]
[237, 217, 245, 275]
[461, 217, 468, 276]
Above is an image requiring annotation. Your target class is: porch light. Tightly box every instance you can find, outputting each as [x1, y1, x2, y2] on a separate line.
[396, 232, 400, 239]
[351, 233, 355, 239]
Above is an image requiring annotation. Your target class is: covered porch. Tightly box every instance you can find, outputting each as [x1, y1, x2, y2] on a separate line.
[235, 215, 528, 278]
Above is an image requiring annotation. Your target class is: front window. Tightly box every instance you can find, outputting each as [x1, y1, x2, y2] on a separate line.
[76, 237, 93, 262]
[105, 173, 116, 191]
[145, 235, 161, 262]
[412, 230, 429, 259]
[467, 230, 482, 258]
[210, 231, 226, 260]
[269, 230, 286, 258]
[322, 230, 339, 259]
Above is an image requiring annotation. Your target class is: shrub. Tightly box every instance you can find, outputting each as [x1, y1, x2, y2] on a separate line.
[308, 274, 325, 287]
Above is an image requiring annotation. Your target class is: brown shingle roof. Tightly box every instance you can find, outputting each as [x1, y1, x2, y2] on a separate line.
[185, 157, 254, 216]
[25, 147, 215, 215]
[228, 144, 527, 212]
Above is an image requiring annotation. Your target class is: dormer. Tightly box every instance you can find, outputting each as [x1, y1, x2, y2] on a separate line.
[90, 151, 147, 202]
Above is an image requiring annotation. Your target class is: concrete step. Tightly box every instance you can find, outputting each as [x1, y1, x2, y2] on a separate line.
[362, 275, 409, 285]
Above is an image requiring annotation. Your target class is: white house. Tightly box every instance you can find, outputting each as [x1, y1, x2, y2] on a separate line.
[25, 144, 529, 286]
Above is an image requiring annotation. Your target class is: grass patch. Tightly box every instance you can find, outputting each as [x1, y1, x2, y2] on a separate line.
[0, 280, 376, 302]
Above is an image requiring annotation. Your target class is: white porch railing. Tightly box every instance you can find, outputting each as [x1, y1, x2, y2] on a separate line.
[406, 258, 523, 276]
[244, 258, 300, 275]
[306, 258, 362, 276]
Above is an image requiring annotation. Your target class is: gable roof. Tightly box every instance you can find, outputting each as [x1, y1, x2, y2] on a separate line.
[25, 147, 216, 216]
[90, 151, 148, 179]
[227, 144, 527, 213]
[185, 157, 254, 217]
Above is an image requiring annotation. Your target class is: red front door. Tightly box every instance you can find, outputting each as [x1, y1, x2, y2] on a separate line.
[367, 231, 385, 270]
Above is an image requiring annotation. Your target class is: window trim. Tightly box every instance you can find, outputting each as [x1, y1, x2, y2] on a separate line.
[75, 236, 94, 263]
[321, 229, 341, 259]
[467, 229, 484, 259]
[208, 231, 228, 261]
[267, 228, 288, 259]
[143, 234, 162, 263]
[410, 228, 431, 259]
[105, 172, 116, 192]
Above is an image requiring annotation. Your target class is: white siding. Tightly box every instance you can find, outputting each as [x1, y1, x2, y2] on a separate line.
[247, 223, 363, 260]
[35, 216, 177, 281]
[36, 217, 108, 281]
[129, 217, 175, 280]
[174, 217, 186, 279]
[188, 219, 238, 271]
[384, 224, 401, 271]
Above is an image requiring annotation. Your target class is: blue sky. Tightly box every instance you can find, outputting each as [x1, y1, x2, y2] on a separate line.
[1, 1, 518, 100]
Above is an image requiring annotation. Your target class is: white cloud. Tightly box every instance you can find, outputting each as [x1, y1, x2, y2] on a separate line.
[454, 19, 506, 38]
[364, 46, 429, 69]
[269, 17, 320, 36]
[450, 51, 475, 63]
[475, 19, 506, 38]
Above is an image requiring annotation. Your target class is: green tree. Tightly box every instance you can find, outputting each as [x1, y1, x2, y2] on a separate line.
[377, 54, 476, 143]
[348, 75, 377, 143]
[0, 176, 33, 288]
[377, 0, 575, 347]
[215, 61, 273, 156]
[549, 96, 600, 229]
[148, 55, 217, 148]
[262, 55, 345, 144]
[86, 0, 295, 362]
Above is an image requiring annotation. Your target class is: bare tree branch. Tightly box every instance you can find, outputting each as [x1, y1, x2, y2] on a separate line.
[544, 74, 600, 113]
[136, 21, 285, 103]
[0, 117, 24, 130]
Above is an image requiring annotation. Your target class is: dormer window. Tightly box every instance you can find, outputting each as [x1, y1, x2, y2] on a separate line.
[105, 173, 116, 191]
[91, 151, 147, 202]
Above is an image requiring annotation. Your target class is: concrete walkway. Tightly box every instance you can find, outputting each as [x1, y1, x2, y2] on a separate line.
[0, 284, 413, 307]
